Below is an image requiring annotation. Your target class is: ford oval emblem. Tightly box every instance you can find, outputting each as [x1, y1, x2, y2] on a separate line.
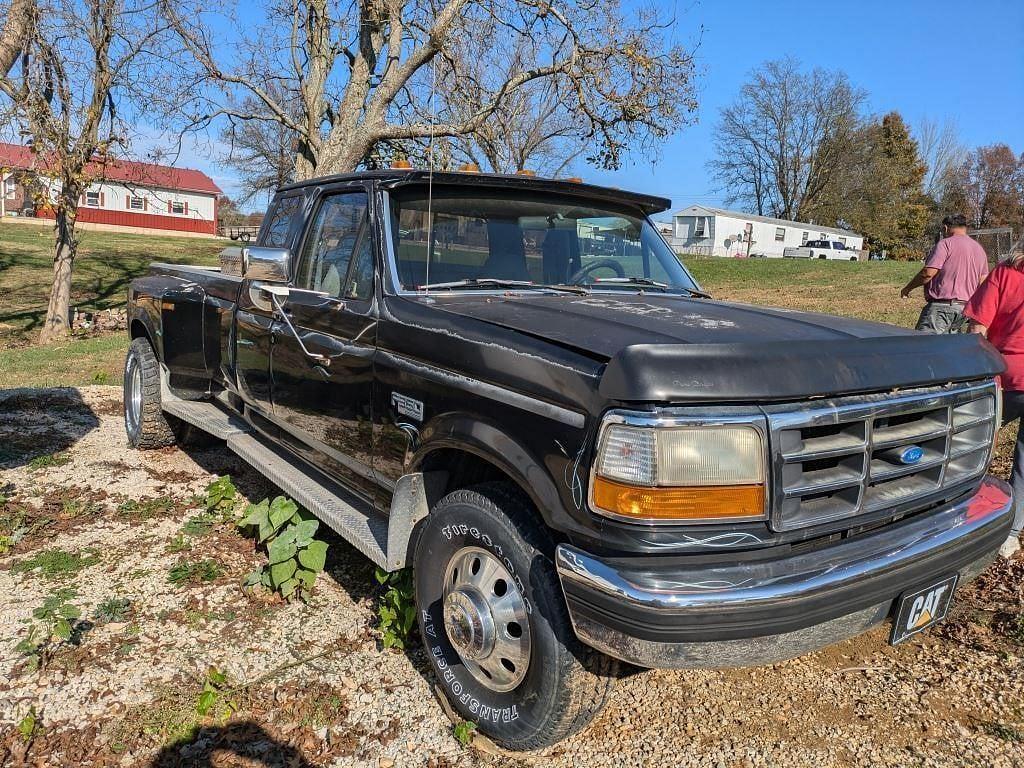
[897, 445, 924, 465]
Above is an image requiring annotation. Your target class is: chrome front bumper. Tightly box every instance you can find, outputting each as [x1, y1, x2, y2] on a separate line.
[555, 476, 1013, 668]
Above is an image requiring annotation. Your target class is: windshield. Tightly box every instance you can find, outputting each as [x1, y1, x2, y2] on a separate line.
[387, 188, 699, 293]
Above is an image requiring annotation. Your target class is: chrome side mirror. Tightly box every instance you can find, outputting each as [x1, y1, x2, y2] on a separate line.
[243, 246, 291, 283]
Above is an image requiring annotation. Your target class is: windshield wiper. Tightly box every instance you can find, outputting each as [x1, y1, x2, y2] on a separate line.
[416, 278, 590, 295]
[594, 277, 670, 288]
[416, 278, 536, 291]
[591, 277, 710, 298]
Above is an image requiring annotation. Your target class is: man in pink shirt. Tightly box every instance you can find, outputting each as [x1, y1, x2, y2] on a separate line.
[900, 214, 989, 333]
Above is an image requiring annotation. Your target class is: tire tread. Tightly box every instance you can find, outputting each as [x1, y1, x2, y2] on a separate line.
[427, 481, 617, 750]
[126, 337, 177, 449]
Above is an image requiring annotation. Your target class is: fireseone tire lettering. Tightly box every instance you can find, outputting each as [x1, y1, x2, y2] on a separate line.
[441, 520, 533, 613]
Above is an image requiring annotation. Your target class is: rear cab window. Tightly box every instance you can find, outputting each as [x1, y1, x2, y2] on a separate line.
[258, 194, 304, 249]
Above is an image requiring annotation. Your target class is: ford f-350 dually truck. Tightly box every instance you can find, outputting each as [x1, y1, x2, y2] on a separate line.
[124, 170, 1013, 750]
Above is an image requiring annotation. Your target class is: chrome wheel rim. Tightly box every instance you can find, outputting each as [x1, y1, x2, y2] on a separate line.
[124, 355, 142, 436]
[442, 546, 531, 692]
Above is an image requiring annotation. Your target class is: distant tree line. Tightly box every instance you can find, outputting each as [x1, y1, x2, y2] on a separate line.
[711, 58, 1023, 259]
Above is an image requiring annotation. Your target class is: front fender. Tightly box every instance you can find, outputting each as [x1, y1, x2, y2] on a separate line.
[410, 411, 571, 532]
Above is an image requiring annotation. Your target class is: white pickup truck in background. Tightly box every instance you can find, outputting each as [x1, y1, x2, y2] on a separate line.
[783, 239, 859, 260]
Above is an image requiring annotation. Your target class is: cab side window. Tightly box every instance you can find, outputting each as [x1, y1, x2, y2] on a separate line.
[259, 195, 303, 248]
[296, 192, 372, 300]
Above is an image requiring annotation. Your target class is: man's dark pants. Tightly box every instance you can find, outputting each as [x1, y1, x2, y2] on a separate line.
[915, 300, 968, 334]
[1000, 391, 1024, 535]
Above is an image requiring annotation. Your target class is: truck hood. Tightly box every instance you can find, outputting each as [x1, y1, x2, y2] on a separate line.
[423, 293, 1005, 401]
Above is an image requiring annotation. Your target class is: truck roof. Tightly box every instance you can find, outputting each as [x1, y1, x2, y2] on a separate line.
[276, 169, 672, 215]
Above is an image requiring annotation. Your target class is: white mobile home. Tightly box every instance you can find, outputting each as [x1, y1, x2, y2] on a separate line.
[667, 205, 864, 259]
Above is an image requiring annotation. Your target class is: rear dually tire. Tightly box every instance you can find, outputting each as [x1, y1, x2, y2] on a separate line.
[124, 337, 177, 449]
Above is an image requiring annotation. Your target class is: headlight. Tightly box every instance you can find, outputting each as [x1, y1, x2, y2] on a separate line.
[591, 422, 766, 523]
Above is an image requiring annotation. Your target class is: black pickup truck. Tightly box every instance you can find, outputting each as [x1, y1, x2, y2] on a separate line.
[125, 170, 1013, 750]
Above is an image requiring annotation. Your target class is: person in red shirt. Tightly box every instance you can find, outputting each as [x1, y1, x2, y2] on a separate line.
[965, 244, 1024, 558]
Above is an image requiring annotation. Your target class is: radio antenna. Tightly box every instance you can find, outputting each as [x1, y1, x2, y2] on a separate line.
[423, 56, 437, 295]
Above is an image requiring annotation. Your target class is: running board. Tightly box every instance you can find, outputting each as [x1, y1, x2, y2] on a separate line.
[227, 432, 390, 567]
[159, 382, 427, 570]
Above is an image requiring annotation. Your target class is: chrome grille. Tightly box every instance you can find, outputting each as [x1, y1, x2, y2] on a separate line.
[766, 381, 997, 531]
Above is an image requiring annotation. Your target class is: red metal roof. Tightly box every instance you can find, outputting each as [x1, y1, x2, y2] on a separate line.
[0, 143, 222, 195]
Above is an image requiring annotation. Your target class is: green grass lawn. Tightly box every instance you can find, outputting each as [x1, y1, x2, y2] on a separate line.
[681, 256, 923, 328]
[0, 222, 222, 388]
[0, 223, 928, 389]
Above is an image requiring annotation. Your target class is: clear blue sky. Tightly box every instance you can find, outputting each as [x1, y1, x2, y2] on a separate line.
[178, 0, 1024, 212]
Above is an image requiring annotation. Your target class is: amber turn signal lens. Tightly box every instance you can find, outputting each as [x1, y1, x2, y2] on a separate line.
[592, 476, 765, 521]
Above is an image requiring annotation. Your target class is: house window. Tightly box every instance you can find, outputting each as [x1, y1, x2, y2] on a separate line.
[801, 231, 809, 244]
[85, 190, 100, 207]
[4, 177, 15, 192]
[693, 217, 706, 238]
[775, 227, 785, 242]
[129, 196, 145, 211]
[171, 201, 185, 215]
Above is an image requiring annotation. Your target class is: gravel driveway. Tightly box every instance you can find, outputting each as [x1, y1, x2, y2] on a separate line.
[1, 387, 1022, 767]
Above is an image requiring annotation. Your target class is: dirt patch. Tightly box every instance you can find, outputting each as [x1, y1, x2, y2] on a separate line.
[1, 386, 1023, 768]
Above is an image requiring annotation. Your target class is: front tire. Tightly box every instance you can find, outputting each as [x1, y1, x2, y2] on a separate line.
[414, 482, 616, 750]
[124, 337, 176, 449]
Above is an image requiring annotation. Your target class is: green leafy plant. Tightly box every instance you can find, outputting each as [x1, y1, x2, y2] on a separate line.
[94, 597, 132, 624]
[181, 477, 241, 537]
[165, 534, 191, 554]
[15, 588, 82, 670]
[27, 452, 71, 470]
[91, 371, 109, 384]
[12, 548, 99, 579]
[168, 559, 222, 586]
[195, 667, 236, 722]
[374, 567, 416, 650]
[204, 476, 238, 518]
[453, 720, 477, 746]
[239, 496, 327, 601]
[17, 707, 41, 744]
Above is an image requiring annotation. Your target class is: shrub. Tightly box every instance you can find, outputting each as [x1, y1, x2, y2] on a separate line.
[15, 588, 83, 670]
[240, 496, 327, 601]
[374, 568, 416, 650]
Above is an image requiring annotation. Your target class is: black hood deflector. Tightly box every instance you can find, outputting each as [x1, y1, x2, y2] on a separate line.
[599, 334, 1006, 403]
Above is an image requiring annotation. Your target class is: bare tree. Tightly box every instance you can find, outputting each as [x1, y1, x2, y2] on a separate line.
[0, 0, 170, 342]
[220, 85, 300, 204]
[0, 0, 35, 77]
[915, 117, 963, 201]
[163, 0, 698, 179]
[709, 58, 865, 221]
[429, 31, 589, 175]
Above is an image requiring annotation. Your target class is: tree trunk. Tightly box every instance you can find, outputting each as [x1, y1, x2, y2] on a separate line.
[38, 192, 79, 344]
[0, 0, 35, 78]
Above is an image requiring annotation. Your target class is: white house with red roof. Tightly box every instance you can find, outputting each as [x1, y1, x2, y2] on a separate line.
[0, 143, 222, 237]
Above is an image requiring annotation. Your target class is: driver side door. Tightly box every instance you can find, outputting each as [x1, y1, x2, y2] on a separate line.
[270, 188, 380, 504]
